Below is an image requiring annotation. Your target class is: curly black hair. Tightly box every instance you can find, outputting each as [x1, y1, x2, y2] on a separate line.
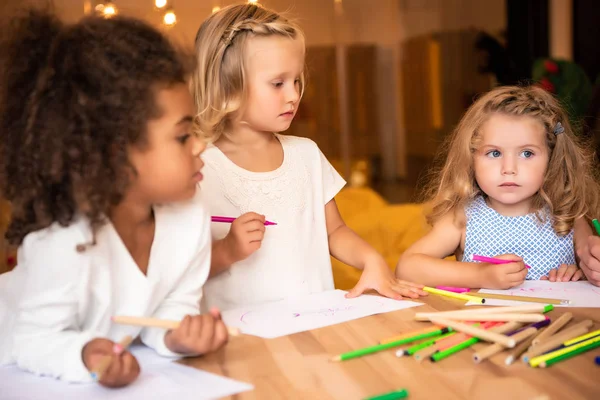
[0, 8, 193, 246]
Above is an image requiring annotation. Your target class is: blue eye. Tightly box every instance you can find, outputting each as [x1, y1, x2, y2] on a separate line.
[521, 150, 534, 158]
[486, 150, 501, 158]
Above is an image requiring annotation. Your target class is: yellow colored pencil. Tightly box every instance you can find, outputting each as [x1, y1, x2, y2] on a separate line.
[529, 335, 600, 367]
[423, 286, 485, 304]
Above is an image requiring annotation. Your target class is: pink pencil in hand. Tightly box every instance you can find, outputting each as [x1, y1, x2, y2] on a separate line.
[472, 254, 531, 269]
[211, 216, 277, 226]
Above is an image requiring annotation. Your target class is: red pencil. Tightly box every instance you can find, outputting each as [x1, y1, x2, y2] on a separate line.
[211, 216, 277, 226]
[472, 254, 531, 269]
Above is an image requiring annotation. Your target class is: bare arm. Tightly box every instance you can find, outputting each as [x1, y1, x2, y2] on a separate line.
[209, 239, 236, 278]
[325, 199, 426, 299]
[394, 212, 487, 287]
[325, 199, 381, 269]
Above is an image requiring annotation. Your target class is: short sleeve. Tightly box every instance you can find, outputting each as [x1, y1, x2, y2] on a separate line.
[318, 148, 347, 204]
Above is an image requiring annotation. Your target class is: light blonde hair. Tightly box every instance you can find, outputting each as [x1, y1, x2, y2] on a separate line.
[192, 3, 305, 142]
[424, 85, 600, 236]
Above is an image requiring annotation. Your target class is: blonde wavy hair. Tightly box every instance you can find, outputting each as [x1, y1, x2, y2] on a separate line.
[424, 85, 600, 236]
[191, 3, 305, 142]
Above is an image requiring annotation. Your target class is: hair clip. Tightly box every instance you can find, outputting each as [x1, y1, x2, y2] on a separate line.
[553, 122, 564, 135]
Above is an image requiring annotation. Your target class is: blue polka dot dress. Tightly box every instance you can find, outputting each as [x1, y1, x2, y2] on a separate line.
[461, 196, 575, 279]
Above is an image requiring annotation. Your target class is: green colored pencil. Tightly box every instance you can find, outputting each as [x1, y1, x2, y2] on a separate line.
[397, 332, 456, 357]
[540, 340, 600, 368]
[592, 219, 600, 235]
[431, 337, 479, 362]
[364, 389, 409, 400]
[330, 327, 452, 362]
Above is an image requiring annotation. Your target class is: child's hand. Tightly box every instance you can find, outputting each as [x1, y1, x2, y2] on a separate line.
[481, 254, 528, 289]
[164, 308, 228, 356]
[223, 212, 266, 263]
[577, 235, 600, 286]
[82, 338, 140, 388]
[346, 257, 427, 300]
[541, 264, 584, 282]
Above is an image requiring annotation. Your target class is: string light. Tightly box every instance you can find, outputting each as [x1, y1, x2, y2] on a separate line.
[98, 2, 118, 18]
[212, 6, 221, 13]
[248, 0, 258, 4]
[155, 0, 167, 9]
[163, 9, 177, 26]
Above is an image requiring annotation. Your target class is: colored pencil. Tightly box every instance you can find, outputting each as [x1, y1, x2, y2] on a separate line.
[505, 334, 536, 365]
[90, 335, 134, 381]
[563, 329, 600, 346]
[112, 315, 241, 336]
[414, 304, 553, 321]
[522, 320, 593, 362]
[440, 313, 547, 323]
[428, 317, 515, 347]
[472, 254, 531, 269]
[473, 319, 549, 363]
[592, 219, 600, 235]
[429, 322, 520, 362]
[436, 286, 469, 293]
[532, 312, 572, 345]
[541, 340, 600, 368]
[380, 325, 444, 344]
[422, 286, 484, 304]
[211, 216, 277, 226]
[468, 292, 569, 305]
[330, 327, 452, 362]
[530, 335, 600, 367]
[363, 389, 409, 400]
[396, 331, 457, 357]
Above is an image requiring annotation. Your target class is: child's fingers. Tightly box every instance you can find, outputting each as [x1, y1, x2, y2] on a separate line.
[547, 268, 557, 282]
[238, 212, 266, 224]
[345, 283, 365, 298]
[178, 315, 192, 337]
[244, 220, 266, 234]
[392, 284, 421, 299]
[495, 254, 524, 262]
[555, 264, 569, 281]
[247, 230, 264, 243]
[99, 353, 124, 387]
[540, 275, 549, 280]
[211, 319, 229, 350]
[120, 351, 140, 383]
[571, 268, 584, 281]
[396, 280, 425, 290]
[197, 315, 216, 354]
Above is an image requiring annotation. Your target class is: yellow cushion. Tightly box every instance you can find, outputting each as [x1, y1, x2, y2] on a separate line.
[331, 188, 429, 290]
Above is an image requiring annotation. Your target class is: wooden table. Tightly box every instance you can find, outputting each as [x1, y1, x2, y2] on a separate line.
[184, 295, 600, 400]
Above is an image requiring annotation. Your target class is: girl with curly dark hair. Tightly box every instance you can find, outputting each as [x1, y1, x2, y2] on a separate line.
[0, 9, 227, 387]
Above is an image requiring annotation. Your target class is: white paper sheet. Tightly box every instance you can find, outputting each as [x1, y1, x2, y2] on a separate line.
[466, 281, 600, 307]
[221, 289, 424, 338]
[0, 345, 253, 400]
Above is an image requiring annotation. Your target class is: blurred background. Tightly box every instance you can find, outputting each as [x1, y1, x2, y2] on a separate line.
[1, 1, 600, 275]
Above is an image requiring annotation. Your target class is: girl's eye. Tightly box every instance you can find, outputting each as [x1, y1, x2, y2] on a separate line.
[521, 150, 534, 158]
[486, 150, 501, 158]
[273, 82, 283, 88]
[177, 134, 190, 144]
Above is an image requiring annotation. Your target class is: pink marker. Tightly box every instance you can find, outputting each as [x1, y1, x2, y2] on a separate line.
[472, 254, 531, 269]
[436, 286, 470, 293]
[211, 216, 277, 226]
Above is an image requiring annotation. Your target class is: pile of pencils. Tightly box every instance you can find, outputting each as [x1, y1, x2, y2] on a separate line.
[331, 304, 599, 368]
